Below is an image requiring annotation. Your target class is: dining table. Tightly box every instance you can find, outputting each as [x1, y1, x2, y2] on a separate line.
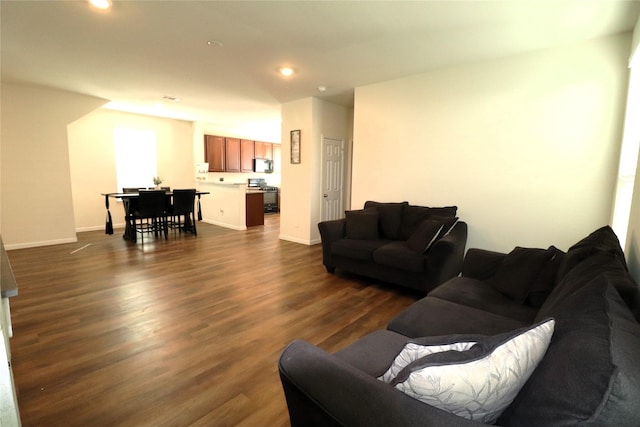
[102, 190, 210, 242]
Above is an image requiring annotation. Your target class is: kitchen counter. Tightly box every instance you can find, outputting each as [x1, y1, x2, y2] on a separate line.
[199, 180, 246, 186]
[197, 180, 276, 229]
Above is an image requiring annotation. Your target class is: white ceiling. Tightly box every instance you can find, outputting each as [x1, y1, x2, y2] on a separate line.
[2, 1, 639, 130]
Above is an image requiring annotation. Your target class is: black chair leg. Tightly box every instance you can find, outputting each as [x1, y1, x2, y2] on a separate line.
[163, 217, 168, 239]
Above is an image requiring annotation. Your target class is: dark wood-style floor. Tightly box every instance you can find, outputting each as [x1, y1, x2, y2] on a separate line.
[6, 215, 421, 426]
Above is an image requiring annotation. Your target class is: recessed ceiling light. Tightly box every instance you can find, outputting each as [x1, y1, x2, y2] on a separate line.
[88, 0, 112, 10]
[317, 86, 327, 92]
[279, 67, 295, 77]
[207, 40, 223, 48]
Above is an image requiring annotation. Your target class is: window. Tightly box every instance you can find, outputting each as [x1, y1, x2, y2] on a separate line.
[113, 128, 157, 192]
[611, 66, 640, 248]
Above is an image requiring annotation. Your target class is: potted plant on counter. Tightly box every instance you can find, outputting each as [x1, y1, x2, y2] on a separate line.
[153, 176, 163, 189]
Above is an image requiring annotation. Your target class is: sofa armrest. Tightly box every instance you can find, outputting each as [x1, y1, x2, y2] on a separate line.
[462, 248, 507, 280]
[426, 221, 468, 287]
[279, 339, 488, 427]
[318, 219, 347, 272]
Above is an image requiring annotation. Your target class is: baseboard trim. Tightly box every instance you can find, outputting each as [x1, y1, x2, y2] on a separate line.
[76, 225, 108, 232]
[202, 219, 247, 231]
[5, 237, 78, 250]
[278, 234, 321, 245]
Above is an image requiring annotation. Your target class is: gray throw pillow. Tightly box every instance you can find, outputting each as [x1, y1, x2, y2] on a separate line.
[405, 220, 444, 254]
[345, 209, 379, 240]
[363, 201, 407, 239]
[487, 246, 557, 303]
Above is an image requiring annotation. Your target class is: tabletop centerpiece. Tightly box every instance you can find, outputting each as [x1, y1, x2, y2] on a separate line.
[152, 176, 163, 189]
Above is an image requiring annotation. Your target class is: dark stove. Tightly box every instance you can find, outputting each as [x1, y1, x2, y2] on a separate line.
[248, 178, 279, 213]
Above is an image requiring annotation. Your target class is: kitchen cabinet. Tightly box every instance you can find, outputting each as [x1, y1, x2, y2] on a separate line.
[241, 139, 255, 172]
[225, 137, 241, 172]
[204, 135, 225, 172]
[205, 135, 279, 173]
[246, 192, 264, 227]
[255, 141, 273, 160]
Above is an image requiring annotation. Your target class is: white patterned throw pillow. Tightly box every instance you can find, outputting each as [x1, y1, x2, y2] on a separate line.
[382, 319, 555, 423]
[378, 340, 478, 383]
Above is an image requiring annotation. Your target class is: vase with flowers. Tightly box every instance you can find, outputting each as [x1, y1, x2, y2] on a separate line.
[152, 176, 163, 189]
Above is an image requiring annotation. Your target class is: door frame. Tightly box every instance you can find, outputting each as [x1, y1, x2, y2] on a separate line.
[320, 135, 346, 222]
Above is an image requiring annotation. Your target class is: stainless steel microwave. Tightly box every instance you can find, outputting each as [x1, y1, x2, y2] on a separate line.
[253, 158, 273, 173]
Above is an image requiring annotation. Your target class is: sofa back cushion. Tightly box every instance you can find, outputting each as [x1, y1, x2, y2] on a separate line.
[540, 250, 640, 323]
[363, 201, 408, 240]
[536, 251, 627, 321]
[539, 225, 640, 320]
[498, 275, 640, 426]
[557, 225, 628, 280]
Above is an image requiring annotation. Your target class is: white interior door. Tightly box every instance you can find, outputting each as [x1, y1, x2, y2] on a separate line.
[321, 136, 344, 222]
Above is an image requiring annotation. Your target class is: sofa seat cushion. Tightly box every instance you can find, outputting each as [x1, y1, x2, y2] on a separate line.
[334, 330, 413, 377]
[430, 277, 537, 323]
[335, 330, 493, 379]
[499, 275, 640, 426]
[387, 296, 530, 338]
[373, 242, 426, 273]
[332, 239, 390, 261]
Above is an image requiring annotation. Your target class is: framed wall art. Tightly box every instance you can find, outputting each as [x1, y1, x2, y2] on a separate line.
[290, 129, 301, 164]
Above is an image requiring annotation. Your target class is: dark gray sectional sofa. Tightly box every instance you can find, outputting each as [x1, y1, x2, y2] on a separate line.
[318, 201, 467, 292]
[279, 226, 640, 426]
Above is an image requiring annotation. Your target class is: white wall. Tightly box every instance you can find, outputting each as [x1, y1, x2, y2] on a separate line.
[67, 109, 195, 231]
[280, 98, 316, 244]
[353, 33, 630, 253]
[280, 98, 351, 244]
[1, 83, 107, 249]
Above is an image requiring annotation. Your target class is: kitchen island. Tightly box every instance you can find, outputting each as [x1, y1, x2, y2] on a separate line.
[197, 181, 265, 229]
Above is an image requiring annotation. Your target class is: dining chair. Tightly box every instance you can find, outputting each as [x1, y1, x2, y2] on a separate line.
[122, 188, 145, 226]
[133, 190, 169, 242]
[169, 189, 197, 236]
[122, 187, 145, 193]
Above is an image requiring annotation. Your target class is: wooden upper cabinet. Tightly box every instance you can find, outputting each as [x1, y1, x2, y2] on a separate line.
[240, 139, 255, 172]
[255, 141, 273, 160]
[205, 135, 276, 173]
[225, 137, 241, 172]
[204, 135, 225, 172]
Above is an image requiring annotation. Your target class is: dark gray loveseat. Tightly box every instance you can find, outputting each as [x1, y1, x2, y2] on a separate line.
[279, 226, 640, 426]
[318, 201, 467, 293]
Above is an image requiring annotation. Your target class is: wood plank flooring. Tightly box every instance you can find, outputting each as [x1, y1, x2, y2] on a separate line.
[6, 215, 421, 426]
